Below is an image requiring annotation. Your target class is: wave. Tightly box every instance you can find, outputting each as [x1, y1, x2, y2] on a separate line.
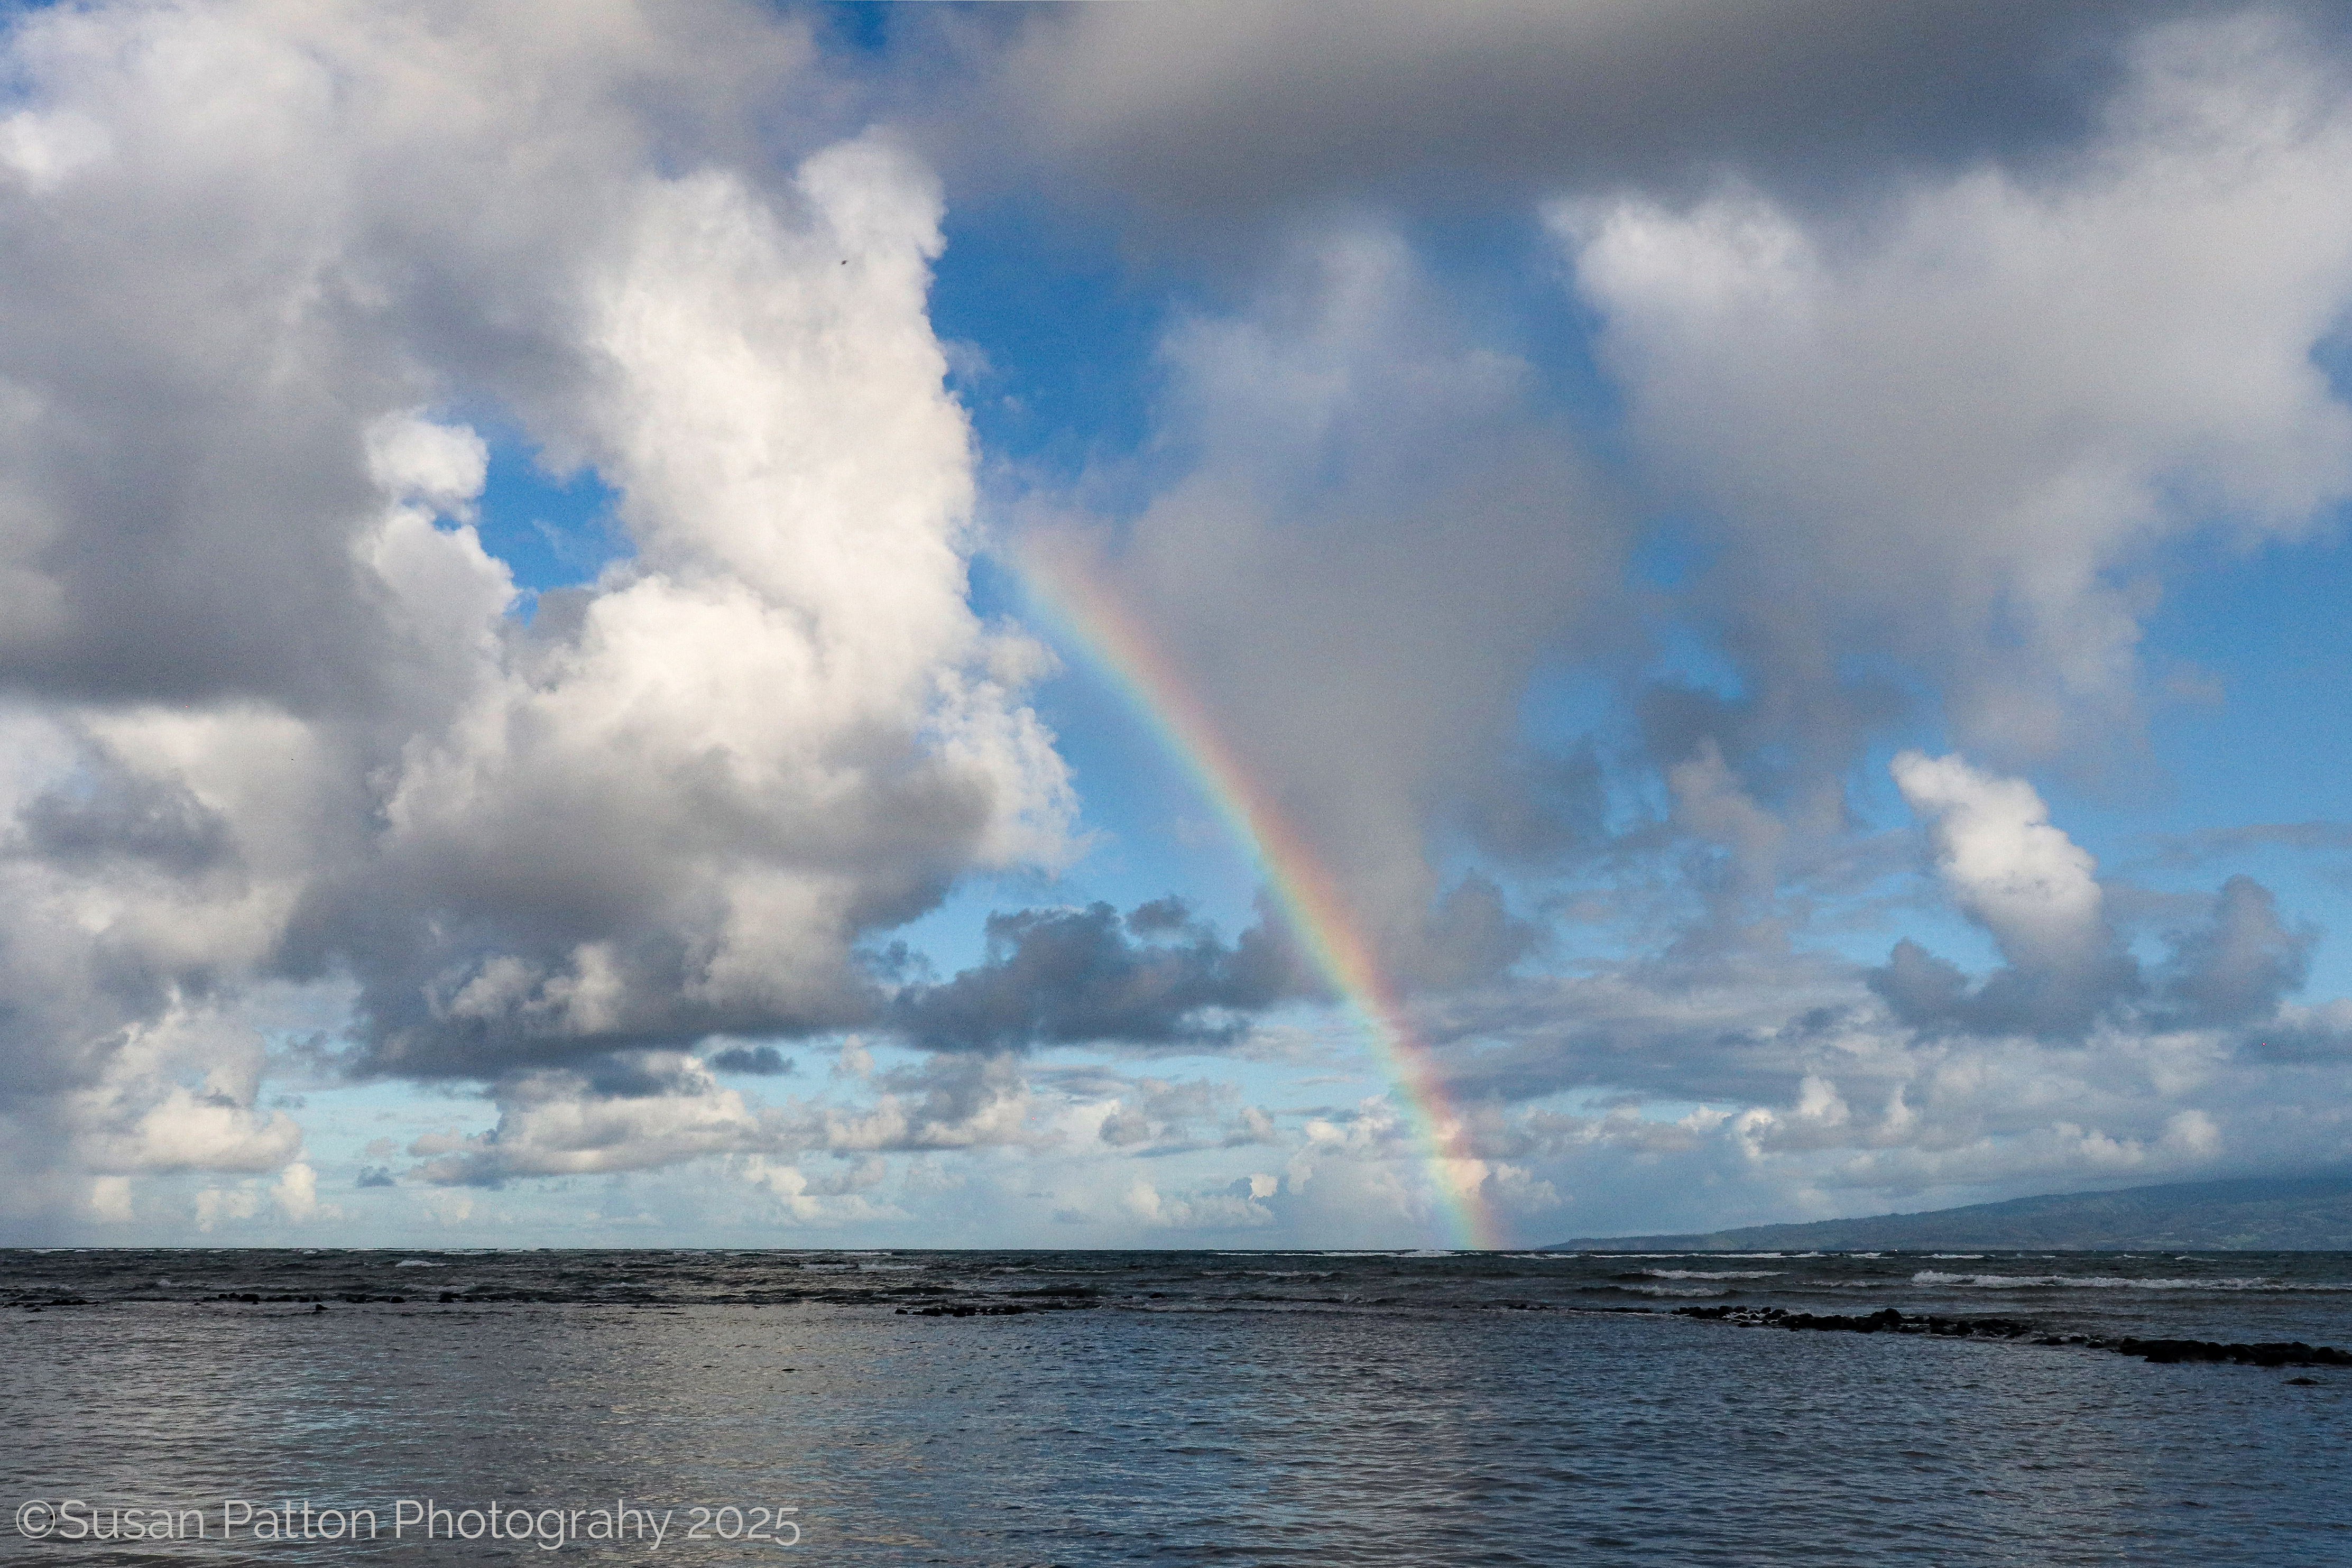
[1912, 1270, 2352, 1292]
[394, 1259, 442, 1268]
[1643, 1269, 1784, 1280]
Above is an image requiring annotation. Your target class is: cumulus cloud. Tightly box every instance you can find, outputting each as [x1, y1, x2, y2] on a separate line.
[1121, 1173, 1276, 1232]
[2155, 874, 2315, 1028]
[892, 898, 1307, 1053]
[1852, 755, 2315, 1044]
[1409, 949, 2342, 1235]
[321, 133, 1073, 1077]
[411, 1053, 768, 1187]
[734, 1153, 898, 1228]
[938, 6, 2352, 1229]
[7, 0, 2352, 1246]
[1874, 751, 2135, 1036]
[1561, 11, 2352, 769]
[0, 0, 1073, 1207]
[407, 1044, 1088, 1192]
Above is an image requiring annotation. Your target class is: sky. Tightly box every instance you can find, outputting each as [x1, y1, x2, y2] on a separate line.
[2, 0, 2351, 1249]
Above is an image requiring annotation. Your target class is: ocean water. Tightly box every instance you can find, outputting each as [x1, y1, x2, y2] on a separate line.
[3, 1248, 2348, 1564]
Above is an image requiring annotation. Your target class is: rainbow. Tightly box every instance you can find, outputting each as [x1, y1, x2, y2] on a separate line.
[1014, 537, 1500, 1250]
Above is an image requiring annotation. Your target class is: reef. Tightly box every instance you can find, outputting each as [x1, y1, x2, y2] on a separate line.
[1674, 1303, 2352, 1367]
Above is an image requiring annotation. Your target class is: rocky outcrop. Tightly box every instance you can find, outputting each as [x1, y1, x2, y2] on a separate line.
[1675, 1303, 2352, 1367]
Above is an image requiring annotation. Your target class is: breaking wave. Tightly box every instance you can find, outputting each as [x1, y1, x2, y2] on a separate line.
[1912, 1270, 2352, 1293]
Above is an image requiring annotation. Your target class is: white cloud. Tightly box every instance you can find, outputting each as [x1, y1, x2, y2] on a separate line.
[1892, 751, 2109, 974]
[734, 1154, 899, 1227]
[1559, 11, 2352, 762]
[365, 411, 490, 521]
[0, 0, 1074, 1219]
[274, 1160, 328, 1222]
[1121, 1175, 1275, 1231]
[411, 1055, 764, 1185]
[4, 2, 2350, 1249]
[88, 1176, 133, 1224]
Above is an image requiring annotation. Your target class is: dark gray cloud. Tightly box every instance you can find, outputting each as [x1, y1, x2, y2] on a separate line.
[707, 1044, 795, 1076]
[981, 0, 2247, 225]
[2155, 875, 2316, 1029]
[1409, 875, 1544, 991]
[892, 898, 1309, 1053]
[1458, 744, 1609, 866]
[15, 758, 237, 878]
[1867, 938, 2144, 1040]
[2241, 1006, 2352, 1063]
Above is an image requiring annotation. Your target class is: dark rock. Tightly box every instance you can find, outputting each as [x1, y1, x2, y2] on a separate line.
[1676, 1304, 2352, 1369]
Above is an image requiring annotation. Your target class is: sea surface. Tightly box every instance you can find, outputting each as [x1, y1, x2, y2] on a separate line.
[3, 1248, 2349, 1564]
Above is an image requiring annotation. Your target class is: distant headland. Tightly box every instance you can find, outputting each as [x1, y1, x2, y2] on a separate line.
[1545, 1174, 2352, 1252]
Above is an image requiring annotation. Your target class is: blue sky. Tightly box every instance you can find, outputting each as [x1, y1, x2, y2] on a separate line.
[0, 0, 2349, 1248]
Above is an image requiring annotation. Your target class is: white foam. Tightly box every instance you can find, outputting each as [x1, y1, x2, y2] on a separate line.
[1911, 1269, 2352, 1292]
[1642, 1268, 1784, 1280]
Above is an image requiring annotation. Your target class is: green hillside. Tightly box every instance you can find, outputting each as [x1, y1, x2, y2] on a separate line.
[1545, 1175, 2352, 1251]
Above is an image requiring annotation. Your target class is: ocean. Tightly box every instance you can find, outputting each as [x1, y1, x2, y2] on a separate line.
[4, 1248, 2348, 1564]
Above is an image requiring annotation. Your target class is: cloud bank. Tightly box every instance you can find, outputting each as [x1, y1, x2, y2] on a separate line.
[4, 1, 2351, 1244]
[0, 0, 1068, 1221]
